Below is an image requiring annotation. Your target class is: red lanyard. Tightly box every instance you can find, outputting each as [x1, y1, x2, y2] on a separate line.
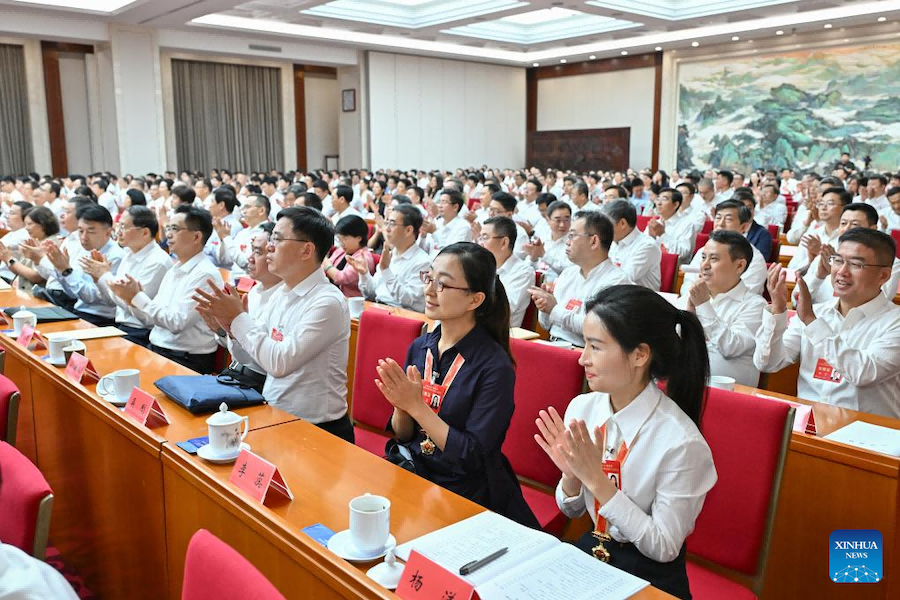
[593, 423, 630, 534]
[422, 349, 465, 414]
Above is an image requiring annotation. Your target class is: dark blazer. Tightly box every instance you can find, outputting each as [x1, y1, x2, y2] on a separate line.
[746, 221, 773, 262]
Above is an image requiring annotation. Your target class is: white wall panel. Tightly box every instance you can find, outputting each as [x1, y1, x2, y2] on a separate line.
[304, 74, 339, 171]
[58, 53, 93, 174]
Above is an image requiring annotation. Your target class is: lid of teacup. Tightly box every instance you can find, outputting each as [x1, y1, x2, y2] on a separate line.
[206, 402, 241, 426]
[14, 306, 35, 319]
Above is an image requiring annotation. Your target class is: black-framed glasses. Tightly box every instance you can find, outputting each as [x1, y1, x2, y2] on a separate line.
[419, 271, 470, 293]
[164, 225, 188, 234]
[267, 233, 311, 245]
[828, 255, 892, 271]
[566, 231, 594, 241]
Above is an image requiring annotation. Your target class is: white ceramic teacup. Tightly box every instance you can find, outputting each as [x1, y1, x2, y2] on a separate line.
[98, 368, 141, 402]
[348, 297, 365, 320]
[709, 375, 736, 391]
[48, 335, 73, 363]
[63, 340, 87, 364]
[349, 493, 391, 555]
[13, 309, 36, 335]
[206, 403, 249, 457]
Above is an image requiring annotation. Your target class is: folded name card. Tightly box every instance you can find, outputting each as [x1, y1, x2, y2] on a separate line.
[229, 449, 293, 504]
[124, 388, 169, 428]
[65, 353, 99, 384]
[756, 394, 816, 435]
[396, 550, 474, 600]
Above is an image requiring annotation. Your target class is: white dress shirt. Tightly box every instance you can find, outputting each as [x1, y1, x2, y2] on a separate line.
[787, 222, 840, 271]
[693, 281, 767, 387]
[610, 227, 662, 291]
[555, 383, 717, 563]
[231, 268, 349, 423]
[0, 228, 28, 253]
[359, 243, 431, 312]
[691, 197, 716, 220]
[515, 200, 543, 229]
[755, 201, 787, 227]
[223, 281, 283, 375]
[420, 215, 473, 255]
[804, 256, 900, 304]
[530, 235, 571, 282]
[497, 254, 536, 328]
[36, 232, 85, 293]
[683, 242, 766, 295]
[130, 252, 224, 354]
[754, 294, 900, 418]
[786, 205, 811, 245]
[879, 208, 900, 232]
[98, 192, 119, 217]
[539, 259, 630, 346]
[331, 205, 364, 225]
[714, 189, 734, 203]
[0, 543, 79, 600]
[58, 239, 126, 319]
[654, 210, 702, 263]
[97, 241, 172, 329]
[220, 223, 267, 276]
[868, 195, 889, 213]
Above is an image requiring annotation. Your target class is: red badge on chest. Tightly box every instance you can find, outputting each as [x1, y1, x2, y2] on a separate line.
[813, 358, 843, 383]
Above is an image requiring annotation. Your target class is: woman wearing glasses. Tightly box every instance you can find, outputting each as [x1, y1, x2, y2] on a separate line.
[374, 242, 538, 527]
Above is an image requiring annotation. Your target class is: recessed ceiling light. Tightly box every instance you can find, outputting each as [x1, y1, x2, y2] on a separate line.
[843, 38, 850, 42]
[691, 41, 699, 47]
[589, 55, 596, 60]
[620, 50, 628, 55]
[655, 46, 662, 51]
[824, 23, 832, 29]
[560, 58, 566, 63]
[532, 62, 539, 67]
[748, 39, 754, 43]
[878, 17, 887, 22]
[776, 30, 784, 35]
[732, 36, 740, 41]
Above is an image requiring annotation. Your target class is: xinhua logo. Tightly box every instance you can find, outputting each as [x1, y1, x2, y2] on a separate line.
[830, 530, 883, 583]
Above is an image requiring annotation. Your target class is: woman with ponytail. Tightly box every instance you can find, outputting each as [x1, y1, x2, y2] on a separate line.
[535, 284, 717, 599]
[375, 242, 538, 527]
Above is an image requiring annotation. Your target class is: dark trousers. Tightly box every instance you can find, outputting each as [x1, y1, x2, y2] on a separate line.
[149, 344, 217, 374]
[73, 309, 117, 328]
[117, 324, 152, 348]
[35, 287, 76, 312]
[315, 413, 355, 444]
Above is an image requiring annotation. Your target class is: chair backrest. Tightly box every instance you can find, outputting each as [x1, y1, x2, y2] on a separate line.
[769, 240, 781, 264]
[371, 252, 381, 270]
[351, 310, 426, 429]
[891, 230, 900, 259]
[766, 224, 780, 241]
[636, 215, 652, 232]
[701, 219, 714, 234]
[182, 529, 285, 600]
[520, 271, 544, 331]
[502, 339, 584, 487]
[0, 374, 21, 446]
[0, 441, 53, 559]
[694, 232, 709, 256]
[659, 252, 679, 293]
[688, 389, 794, 593]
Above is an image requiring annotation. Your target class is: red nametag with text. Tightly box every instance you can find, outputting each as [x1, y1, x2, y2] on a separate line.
[270, 327, 283, 342]
[813, 358, 843, 384]
[65, 353, 99, 384]
[565, 298, 583, 311]
[124, 387, 169, 428]
[236, 277, 257, 293]
[229, 449, 293, 503]
[603, 459, 623, 491]
[31, 330, 48, 350]
[396, 550, 475, 600]
[16, 324, 37, 348]
[422, 382, 447, 413]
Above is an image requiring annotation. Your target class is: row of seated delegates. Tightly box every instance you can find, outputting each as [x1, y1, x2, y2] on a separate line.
[537, 285, 717, 599]
[323, 215, 376, 297]
[531, 211, 631, 347]
[754, 183, 788, 228]
[216, 193, 272, 278]
[0, 206, 59, 295]
[603, 200, 662, 291]
[681, 231, 767, 386]
[787, 186, 850, 274]
[374, 242, 539, 527]
[756, 228, 900, 419]
[521, 198, 574, 283]
[643, 188, 702, 264]
[471, 191, 529, 260]
[785, 176, 844, 246]
[195, 207, 355, 443]
[682, 200, 767, 295]
[477, 217, 536, 328]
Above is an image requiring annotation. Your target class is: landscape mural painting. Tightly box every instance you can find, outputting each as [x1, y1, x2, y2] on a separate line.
[676, 43, 900, 174]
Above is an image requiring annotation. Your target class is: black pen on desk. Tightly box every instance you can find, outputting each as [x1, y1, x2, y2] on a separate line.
[459, 547, 508, 576]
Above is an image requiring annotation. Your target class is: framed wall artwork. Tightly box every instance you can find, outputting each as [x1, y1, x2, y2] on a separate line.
[342, 89, 356, 112]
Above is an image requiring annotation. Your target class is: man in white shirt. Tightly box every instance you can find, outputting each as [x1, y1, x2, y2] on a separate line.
[261, 176, 285, 215]
[787, 186, 849, 273]
[419, 189, 473, 255]
[91, 177, 119, 217]
[878, 186, 900, 232]
[530, 211, 630, 346]
[466, 182, 496, 226]
[567, 181, 601, 215]
[80, 205, 172, 347]
[515, 178, 544, 232]
[356, 204, 429, 312]
[866, 174, 889, 213]
[683, 200, 767, 295]
[692, 178, 717, 219]
[629, 177, 652, 215]
[603, 200, 661, 291]
[482, 191, 529, 259]
[714, 170, 735, 203]
[0, 201, 32, 251]
[803, 203, 900, 303]
[684, 230, 767, 387]
[39, 181, 65, 216]
[207, 189, 243, 268]
[312, 179, 334, 217]
[479, 216, 535, 328]
[522, 200, 572, 282]
[218, 194, 270, 277]
[755, 229, 900, 418]
[755, 184, 787, 227]
[109, 205, 224, 373]
[193, 177, 214, 209]
[195, 206, 353, 442]
[645, 187, 701, 263]
[330, 184, 363, 225]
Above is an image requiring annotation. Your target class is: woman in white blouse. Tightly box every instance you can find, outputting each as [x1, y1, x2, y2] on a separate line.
[535, 284, 717, 599]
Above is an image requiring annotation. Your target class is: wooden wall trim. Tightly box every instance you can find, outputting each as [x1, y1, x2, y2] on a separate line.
[651, 52, 663, 171]
[526, 68, 537, 133]
[40, 43, 67, 176]
[534, 52, 657, 80]
[293, 65, 307, 172]
[40, 41, 94, 55]
[295, 64, 337, 78]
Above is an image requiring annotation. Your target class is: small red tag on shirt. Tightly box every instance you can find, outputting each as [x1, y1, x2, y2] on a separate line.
[813, 358, 842, 383]
[565, 299, 583, 311]
[603, 460, 622, 491]
[270, 327, 283, 342]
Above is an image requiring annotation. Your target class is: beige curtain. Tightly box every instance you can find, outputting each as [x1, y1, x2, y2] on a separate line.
[172, 59, 283, 173]
[0, 44, 34, 175]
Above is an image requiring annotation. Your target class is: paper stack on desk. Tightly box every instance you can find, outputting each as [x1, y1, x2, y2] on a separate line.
[394, 511, 648, 600]
[824, 421, 900, 458]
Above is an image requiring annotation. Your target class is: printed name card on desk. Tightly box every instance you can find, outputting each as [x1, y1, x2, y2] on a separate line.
[755, 394, 816, 435]
[16, 324, 47, 350]
[229, 449, 293, 503]
[65, 352, 99, 384]
[123, 388, 169, 428]
[396, 550, 474, 600]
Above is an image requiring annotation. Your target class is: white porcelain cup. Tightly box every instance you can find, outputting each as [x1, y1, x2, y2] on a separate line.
[98, 368, 141, 402]
[48, 335, 73, 362]
[13, 310, 36, 335]
[63, 340, 87, 364]
[349, 493, 391, 555]
[348, 297, 365, 320]
[206, 405, 249, 457]
[709, 375, 736, 391]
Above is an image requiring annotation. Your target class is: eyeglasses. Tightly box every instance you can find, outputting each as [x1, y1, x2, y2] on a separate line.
[550, 217, 571, 225]
[164, 225, 188, 233]
[477, 234, 504, 243]
[829, 255, 892, 271]
[384, 219, 403, 229]
[816, 201, 839, 209]
[566, 231, 595, 241]
[419, 271, 470, 293]
[267, 233, 311, 245]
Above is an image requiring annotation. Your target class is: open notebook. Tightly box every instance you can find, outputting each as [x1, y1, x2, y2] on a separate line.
[394, 511, 648, 600]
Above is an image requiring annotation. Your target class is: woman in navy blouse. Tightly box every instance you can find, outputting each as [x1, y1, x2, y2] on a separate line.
[375, 242, 538, 527]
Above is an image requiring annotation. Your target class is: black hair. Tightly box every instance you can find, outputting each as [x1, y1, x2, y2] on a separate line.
[715, 199, 752, 224]
[838, 228, 896, 267]
[248, 193, 271, 216]
[491, 191, 517, 213]
[676, 181, 696, 195]
[75, 185, 96, 200]
[842, 202, 878, 226]
[335, 214, 369, 243]
[822, 187, 853, 207]
[888, 186, 900, 198]
[437, 242, 512, 362]
[391, 204, 423, 237]
[174, 205, 214, 244]
[602, 199, 637, 228]
[708, 229, 753, 271]
[575, 210, 614, 251]
[484, 182, 501, 196]
[312, 179, 329, 193]
[335, 185, 354, 206]
[303, 192, 323, 212]
[259, 221, 275, 235]
[275, 206, 334, 262]
[125, 188, 146, 207]
[660, 187, 683, 208]
[585, 285, 709, 426]
[536, 192, 556, 207]
[484, 216, 517, 248]
[12, 201, 33, 219]
[77, 203, 113, 226]
[440, 188, 465, 210]
[172, 186, 196, 206]
[127, 205, 159, 238]
[45, 181, 61, 197]
[870, 174, 888, 188]
[286, 183, 307, 198]
[718, 170, 734, 185]
[213, 189, 239, 212]
[24, 206, 59, 237]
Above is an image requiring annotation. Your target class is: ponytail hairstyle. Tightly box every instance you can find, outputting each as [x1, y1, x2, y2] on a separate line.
[437, 242, 513, 363]
[585, 284, 709, 425]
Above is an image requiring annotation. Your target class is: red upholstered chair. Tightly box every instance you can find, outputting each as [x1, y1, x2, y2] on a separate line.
[503, 339, 585, 535]
[769, 240, 781, 264]
[694, 233, 709, 257]
[636, 215, 652, 232]
[659, 252, 679, 293]
[686, 389, 794, 599]
[766, 224, 780, 241]
[351, 310, 427, 456]
[0, 441, 53, 559]
[701, 219, 714, 234]
[520, 271, 543, 331]
[891, 230, 900, 259]
[182, 529, 285, 600]
[0, 374, 20, 446]
[371, 252, 381, 270]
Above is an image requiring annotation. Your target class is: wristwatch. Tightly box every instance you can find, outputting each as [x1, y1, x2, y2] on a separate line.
[7, 258, 16, 266]
[61, 267, 74, 277]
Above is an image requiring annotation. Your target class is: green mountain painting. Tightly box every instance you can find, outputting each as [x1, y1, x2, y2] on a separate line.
[676, 43, 900, 174]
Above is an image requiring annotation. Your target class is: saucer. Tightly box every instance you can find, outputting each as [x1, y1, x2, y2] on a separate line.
[43, 355, 68, 367]
[327, 530, 396, 563]
[198, 442, 250, 464]
[97, 389, 129, 407]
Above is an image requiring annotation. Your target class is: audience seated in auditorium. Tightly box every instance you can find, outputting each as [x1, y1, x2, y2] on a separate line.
[604, 199, 662, 291]
[734, 191, 773, 260]
[419, 189, 473, 256]
[645, 187, 701, 263]
[787, 187, 850, 273]
[324, 215, 375, 298]
[479, 216, 535, 328]
[0, 206, 58, 295]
